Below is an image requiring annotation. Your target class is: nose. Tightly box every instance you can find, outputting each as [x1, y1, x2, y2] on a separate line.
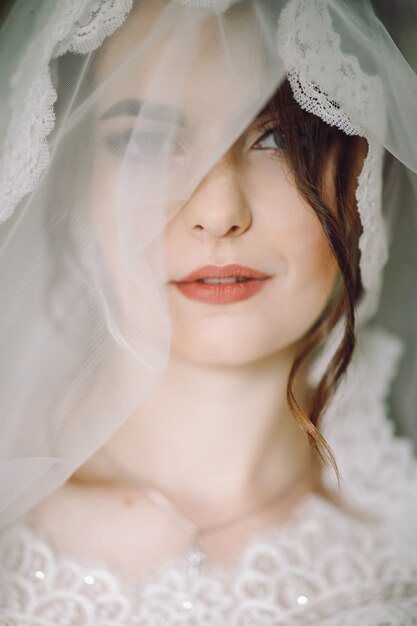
[182, 153, 252, 239]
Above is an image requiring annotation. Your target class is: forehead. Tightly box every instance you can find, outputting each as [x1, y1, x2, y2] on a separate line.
[94, 0, 281, 124]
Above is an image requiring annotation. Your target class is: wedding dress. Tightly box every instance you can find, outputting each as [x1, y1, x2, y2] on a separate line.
[1, 1, 417, 623]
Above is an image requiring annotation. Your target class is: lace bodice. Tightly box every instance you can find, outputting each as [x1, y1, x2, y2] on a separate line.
[1, 495, 417, 625]
[1, 328, 417, 625]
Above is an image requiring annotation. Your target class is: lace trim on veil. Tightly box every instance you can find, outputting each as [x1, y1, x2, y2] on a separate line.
[277, 0, 388, 325]
[0, 0, 133, 225]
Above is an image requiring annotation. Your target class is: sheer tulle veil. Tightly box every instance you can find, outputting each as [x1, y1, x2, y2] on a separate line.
[0, 0, 416, 535]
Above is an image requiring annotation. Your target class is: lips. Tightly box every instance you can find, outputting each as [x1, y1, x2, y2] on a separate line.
[171, 264, 272, 304]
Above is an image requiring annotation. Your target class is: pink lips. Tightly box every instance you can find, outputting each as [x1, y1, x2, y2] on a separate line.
[171, 264, 271, 304]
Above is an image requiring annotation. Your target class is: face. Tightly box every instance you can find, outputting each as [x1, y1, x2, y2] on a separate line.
[89, 0, 339, 367]
[164, 145, 338, 365]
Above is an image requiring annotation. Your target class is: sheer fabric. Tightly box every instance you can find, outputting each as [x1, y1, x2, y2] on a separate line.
[1, 0, 416, 531]
[0, 0, 417, 622]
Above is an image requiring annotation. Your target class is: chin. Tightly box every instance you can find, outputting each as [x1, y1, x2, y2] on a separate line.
[169, 315, 300, 367]
[171, 338, 267, 367]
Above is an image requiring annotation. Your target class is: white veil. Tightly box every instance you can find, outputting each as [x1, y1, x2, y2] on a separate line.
[0, 0, 416, 533]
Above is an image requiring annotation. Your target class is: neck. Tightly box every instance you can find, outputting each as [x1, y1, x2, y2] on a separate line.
[74, 348, 320, 517]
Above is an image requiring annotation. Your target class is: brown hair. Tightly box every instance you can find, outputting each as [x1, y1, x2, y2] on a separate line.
[265, 80, 367, 479]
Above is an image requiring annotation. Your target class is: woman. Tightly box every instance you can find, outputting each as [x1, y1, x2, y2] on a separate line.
[0, 0, 416, 623]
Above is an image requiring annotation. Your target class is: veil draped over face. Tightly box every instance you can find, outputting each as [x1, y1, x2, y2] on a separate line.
[0, 0, 416, 531]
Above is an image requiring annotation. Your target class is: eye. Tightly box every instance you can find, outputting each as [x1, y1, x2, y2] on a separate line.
[105, 129, 182, 160]
[253, 122, 286, 151]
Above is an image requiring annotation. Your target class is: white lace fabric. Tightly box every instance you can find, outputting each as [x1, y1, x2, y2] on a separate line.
[1, 328, 417, 625]
[1, 496, 417, 625]
[0, 0, 133, 225]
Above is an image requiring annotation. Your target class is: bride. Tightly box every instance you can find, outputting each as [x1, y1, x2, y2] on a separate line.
[0, 0, 416, 623]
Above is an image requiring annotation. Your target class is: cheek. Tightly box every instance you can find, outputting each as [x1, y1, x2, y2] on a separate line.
[281, 214, 337, 299]
[279, 225, 337, 341]
[252, 159, 337, 295]
[259, 179, 338, 338]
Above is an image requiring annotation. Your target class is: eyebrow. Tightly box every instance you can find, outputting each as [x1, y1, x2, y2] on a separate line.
[99, 98, 185, 126]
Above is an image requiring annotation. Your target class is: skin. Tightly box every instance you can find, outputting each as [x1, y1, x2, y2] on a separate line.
[31, 0, 341, 578]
